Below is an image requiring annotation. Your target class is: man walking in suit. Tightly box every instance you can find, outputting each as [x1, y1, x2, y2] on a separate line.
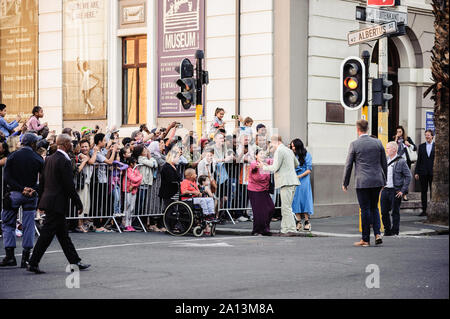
[259, 135, 300, 236]
[1, 133, 44, 268]
[343, 120, 387, 247]
[27, 134, 90, 274]
[381, 142, 412, 236]
[414, 130, 435, 217]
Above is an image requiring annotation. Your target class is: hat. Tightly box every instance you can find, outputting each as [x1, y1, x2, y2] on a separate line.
[111, 128, 120, 134]
[81, 126, 92, 134]
[21, 133, 39, 146]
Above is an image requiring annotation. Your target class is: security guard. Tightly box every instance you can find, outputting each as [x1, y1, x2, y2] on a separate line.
[0, 133, 44, 267]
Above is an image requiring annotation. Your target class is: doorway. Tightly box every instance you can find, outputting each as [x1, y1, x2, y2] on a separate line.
[370, 38, 401, 140]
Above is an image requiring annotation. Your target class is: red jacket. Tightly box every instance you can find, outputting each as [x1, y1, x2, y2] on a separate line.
[122, 167, 143, 194]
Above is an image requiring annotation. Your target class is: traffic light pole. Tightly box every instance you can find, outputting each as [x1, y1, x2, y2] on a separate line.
[378, 37, 389, 147]
[361, 51, 370, 121]
[195, 50, 204, 142]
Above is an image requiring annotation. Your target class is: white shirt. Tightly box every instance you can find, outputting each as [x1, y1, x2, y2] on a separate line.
[57, 149, 71, 161]
[386, 155, 398, 188]
[426, 141, 434, 157]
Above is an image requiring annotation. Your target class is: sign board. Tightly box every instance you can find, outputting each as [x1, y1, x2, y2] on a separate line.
[348, 21, 397, 46]
[157, 0, 205, 117]
[368, 0, 395, 7]
[426, 111, 435, 132]
[356, 6, 407, 25]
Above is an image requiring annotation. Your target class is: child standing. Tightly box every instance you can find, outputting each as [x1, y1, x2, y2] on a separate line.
[122, 157, 143, 232]
[209, 107, 226, 138]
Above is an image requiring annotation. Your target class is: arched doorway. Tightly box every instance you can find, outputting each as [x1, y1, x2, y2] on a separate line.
[370, 38, 401, 140]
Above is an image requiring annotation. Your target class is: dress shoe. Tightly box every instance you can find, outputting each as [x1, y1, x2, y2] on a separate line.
[353, 240, 370, 247]
[384, 232, 393, 236]
[0, 248, 17, 267]
[27, 264, 45, 274]
[76, 262, 91, 271]
[262, 232, 273, 237]
[418, 212, 427, 217]
[21, 249, 31, 268]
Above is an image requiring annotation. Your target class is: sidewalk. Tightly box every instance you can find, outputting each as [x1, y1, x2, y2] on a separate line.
[216, 210, 449, 237]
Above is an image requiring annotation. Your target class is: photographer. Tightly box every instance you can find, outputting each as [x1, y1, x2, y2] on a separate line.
[1, 133, 44, 268]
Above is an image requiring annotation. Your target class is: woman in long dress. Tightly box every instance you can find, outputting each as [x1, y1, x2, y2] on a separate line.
[290, 139, 314, 231]
[248, 149, 274, 236]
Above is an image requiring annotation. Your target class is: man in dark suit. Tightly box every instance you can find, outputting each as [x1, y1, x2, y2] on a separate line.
[414, 130, 435, 217]
[343, 120, 387, 247]
[27, 134, 90, 274]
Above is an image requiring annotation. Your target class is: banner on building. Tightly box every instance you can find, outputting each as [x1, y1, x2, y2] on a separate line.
[157, 0, 205, 117]
[0, 0, 38, 121]
[63, 0, 108, 120]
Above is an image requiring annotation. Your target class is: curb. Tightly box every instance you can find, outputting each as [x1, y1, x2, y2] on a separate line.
[216, 228, 449, 238]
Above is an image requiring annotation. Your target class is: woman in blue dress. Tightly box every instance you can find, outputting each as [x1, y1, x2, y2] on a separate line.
[290, 139, 314, 231]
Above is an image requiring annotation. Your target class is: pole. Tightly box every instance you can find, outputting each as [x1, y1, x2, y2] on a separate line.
[195, 50, 204, 142]
[378, 37, 389, 148]
[361, 50, 370, 121]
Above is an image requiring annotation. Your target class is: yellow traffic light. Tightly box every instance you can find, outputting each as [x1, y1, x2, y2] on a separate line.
[345, 77, 358, 90]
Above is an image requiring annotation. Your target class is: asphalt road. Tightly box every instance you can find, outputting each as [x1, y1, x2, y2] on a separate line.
[0, 233, 448, 299]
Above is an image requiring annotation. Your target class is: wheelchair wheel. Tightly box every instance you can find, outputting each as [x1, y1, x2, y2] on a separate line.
[192, 226, 204, 237]
[163, 201, 194, 236]
[210, 224, 216, 237]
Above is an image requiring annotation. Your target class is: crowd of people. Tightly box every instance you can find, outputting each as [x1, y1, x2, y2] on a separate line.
[0, 105, 317, 240]
[0, 103, 435, 249]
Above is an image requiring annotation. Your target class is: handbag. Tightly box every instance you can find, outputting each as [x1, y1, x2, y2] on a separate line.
[406, 145, 418, 162]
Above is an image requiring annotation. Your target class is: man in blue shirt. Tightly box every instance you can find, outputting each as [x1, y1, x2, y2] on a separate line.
[0, 104, 21, 139]
[0, 133, 44, 268]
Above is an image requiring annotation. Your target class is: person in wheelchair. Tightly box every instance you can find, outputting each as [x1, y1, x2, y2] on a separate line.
[180, 169, 215, 234]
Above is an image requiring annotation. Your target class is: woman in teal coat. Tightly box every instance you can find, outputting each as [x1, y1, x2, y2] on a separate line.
[290, 139, 314, 231]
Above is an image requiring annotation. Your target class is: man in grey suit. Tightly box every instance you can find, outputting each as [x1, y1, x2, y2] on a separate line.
[343, 120, 387, 247]
[381, 142, 412, 236]
[259, 135, 300, 236]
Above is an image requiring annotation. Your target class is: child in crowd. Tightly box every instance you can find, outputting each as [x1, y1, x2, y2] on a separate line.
[209, 107, 226, 138]
[122, 157, 143, 232]
[180, 169, 215, 234]
[27, 106, 49, 138]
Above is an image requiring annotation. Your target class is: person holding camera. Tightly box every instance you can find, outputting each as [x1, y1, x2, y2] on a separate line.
[1, 133, 44, 268]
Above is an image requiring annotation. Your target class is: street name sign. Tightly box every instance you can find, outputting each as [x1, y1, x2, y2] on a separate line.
[367, 0, 395, 6]
[356, 6, 408, 25]
[348, 22, 398, 46]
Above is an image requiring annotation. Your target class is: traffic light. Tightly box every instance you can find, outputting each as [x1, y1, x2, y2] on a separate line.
[340, 57, 366, 110]
[175, 58, 196, 110]
[372, 78, 393, 106]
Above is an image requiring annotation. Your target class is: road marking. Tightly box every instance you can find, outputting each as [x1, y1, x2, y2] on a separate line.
[170, 242, 233, 247]
[2, 236, 249, 258]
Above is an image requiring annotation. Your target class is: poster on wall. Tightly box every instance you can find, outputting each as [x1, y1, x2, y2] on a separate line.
[63, 0, 108, 120]
[0, 0, 38, 121]
[157, 0, 205, 117]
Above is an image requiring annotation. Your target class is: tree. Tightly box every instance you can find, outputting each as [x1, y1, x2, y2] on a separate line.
[423, 0, 449, 224]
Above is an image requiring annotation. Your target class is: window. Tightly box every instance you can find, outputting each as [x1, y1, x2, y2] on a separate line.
[122, 36, 147, 125]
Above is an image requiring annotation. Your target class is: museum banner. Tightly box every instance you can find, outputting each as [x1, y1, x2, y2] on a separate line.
[63, 0, 108, 120]
[0, 0, 38, 121]
[158, 0, 205, 117]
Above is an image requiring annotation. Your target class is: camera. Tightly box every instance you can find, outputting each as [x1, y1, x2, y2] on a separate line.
[232, 115, 239, 120]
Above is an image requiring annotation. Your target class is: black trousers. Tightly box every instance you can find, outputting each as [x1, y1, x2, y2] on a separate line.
[419, 175, 433, 213]
[356, 187, 382, 243]
[29, 211, 81, 266]
[381, 188, 402, 235]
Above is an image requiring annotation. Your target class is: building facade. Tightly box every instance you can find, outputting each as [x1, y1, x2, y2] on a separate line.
[1, 0, 435, 216]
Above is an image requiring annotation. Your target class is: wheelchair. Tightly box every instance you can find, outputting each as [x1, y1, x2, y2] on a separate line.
[163, 185, 219, 237]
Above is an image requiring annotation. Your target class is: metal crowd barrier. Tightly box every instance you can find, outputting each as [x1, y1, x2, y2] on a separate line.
[1, 158, 282, 235]
[214, 161, 281, 224]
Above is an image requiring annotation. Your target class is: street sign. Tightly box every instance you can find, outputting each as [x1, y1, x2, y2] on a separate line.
[426, 111, 435, 132]
[368, 0, 395, 6]
[348, 22, 397, 46]
[356, 6, 408, 25]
